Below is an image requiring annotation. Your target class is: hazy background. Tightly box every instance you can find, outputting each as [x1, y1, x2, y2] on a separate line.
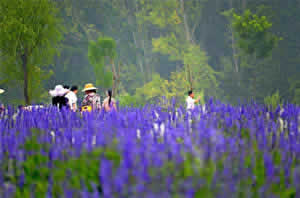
[1, 0, 299, 106]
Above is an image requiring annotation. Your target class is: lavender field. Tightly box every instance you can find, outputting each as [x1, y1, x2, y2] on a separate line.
[0, 101, 299, 198]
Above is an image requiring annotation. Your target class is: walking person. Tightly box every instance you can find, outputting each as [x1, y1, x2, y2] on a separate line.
[102, 90, 117, 112]
[81, 83, 101, 112]
[49, 85, 69, 110]
[65, 86, 78, 112]
[186, 90, 201, 111]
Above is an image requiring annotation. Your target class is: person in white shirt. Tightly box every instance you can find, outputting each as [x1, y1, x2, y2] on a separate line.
[186, 90, 201, 110]
[65, 85, 78, 112]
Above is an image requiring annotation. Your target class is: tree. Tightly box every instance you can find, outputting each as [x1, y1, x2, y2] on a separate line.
[0, 0, 64, 104]
[148, 0, 218, 97]
[289, 79, 300, 105]
[133, 71, 205, 106]
[88, 37, 120, 96]
[231, 9, 279, 99]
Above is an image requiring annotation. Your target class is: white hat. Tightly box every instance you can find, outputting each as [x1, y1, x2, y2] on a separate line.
[49, 85, 69, 97]
[0, 89, 5, 94]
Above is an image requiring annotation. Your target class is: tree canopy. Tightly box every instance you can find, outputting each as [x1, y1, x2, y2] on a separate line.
[0, 0, 63, 104]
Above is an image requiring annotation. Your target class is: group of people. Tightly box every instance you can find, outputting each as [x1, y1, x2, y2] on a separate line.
[0, 86, 200, 113]
[49, 83, 117, 112]
[50, 85, 200, 112]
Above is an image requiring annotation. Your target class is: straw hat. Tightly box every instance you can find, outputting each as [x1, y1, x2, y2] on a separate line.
[0, 89, 5, 94]
[82, 83, 98, 92]
[49, 85, 69, 97]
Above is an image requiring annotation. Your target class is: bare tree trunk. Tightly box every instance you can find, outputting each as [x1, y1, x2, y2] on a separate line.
[125, 0, 146, 80]
[252, 54, 257, 99]
[131, 23, 145, 79]
[187, 64, 193, 90]
[230, 0, 240, 86]
[241, 0, 247, 10]
[111, 59, 118, 97]
[180, 0, 192, 43]
[231, 28, 239, 74]
[21, 52, 30, 105]
[180, 0, 194, 91]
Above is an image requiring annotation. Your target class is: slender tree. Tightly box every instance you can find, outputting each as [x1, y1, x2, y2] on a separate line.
[88, 37, 120, 96]
[0, 0, 63, 104]
[232, 10, 279, 99]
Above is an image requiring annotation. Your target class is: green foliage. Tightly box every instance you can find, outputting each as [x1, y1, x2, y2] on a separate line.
[153, 39, 218, 97]
[138, 0, 180, 28]
[13, 132, 122, 197]
[88, 37, 117, 89]
[152, 34, 182, 61]
[289, 79, 300, 105]
[232, 10, 279, 59]
[28, 66, 54, 104]
[264, 90, 282, 109]
[293, 88, 300, 105]
[0, 0, 64, 104]
[88, 37, 117, 64]
[158, 151, 215, 197]
[117, 93, 140, 107]
[229, 9, 281, 100]
[119, 64, 144, 94]
[133, 72, 205, 106]
[183, 45, 219, 97]
[0, 0, 63, 57]
[134, 74, 167, 105]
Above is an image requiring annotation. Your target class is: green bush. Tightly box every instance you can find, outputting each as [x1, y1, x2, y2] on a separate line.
[117, 93, 141, 107]
[264, 90, 281, 109]
[11, 132, 121, 198]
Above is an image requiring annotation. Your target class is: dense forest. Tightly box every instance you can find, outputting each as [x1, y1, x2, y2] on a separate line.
[0, 0, 299, 106]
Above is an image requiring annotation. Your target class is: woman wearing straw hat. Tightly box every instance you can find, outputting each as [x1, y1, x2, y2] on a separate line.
[81, 83, 101, 112]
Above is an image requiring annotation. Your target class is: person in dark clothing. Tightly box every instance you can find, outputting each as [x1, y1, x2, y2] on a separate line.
[49, 85, 69, 110]
[52, 96, 68, 109]
[63, 85, 70, 90]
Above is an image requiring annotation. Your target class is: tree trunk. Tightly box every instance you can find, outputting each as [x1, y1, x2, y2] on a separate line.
[180, 0, 192, 43]
[180, 0, 194, 91]
[187, 64, 193, 90]
[242, 0, 247, 10]
[111, 59, 118, 97]
[252, 55, 257, 100]
[21, 53, 30, 105]
[230, 0, 240, 86]
[231, 28, 239, 73]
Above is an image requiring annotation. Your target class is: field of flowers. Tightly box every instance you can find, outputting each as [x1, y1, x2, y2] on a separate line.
[0, 100, 299, 198]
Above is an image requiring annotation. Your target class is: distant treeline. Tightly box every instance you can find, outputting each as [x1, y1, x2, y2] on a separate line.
[0, 0, 299, 105]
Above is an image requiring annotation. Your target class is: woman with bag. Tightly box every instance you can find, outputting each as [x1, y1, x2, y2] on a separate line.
[81, 83, 101, 112]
